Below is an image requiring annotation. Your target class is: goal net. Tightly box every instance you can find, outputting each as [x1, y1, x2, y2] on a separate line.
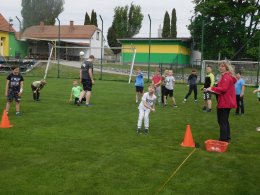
[202, 60, 259, 86]
[35, 45, 137, 82]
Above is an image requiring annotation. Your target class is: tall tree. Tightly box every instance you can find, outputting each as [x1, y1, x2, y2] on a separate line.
[162, 11, 170, 38]
[189, 0, 260, 60]
[21, 0, 64, 29]
[171, 8, 177, 38]
[126, 3, 144, 37]
[90, 10, 98, 27]
[84, 11, 90, 25]
[107, 26, 121, 56]
[107, 3, 143, 54]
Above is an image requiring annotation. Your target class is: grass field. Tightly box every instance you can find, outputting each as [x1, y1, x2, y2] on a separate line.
[0, 66, 259, 194]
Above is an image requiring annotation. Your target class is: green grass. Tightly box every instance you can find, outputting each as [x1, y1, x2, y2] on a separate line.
[0, 66, 259, 194]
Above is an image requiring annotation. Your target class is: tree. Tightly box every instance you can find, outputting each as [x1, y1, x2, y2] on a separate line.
[107, 3, 143, 54]
[162, 11, 170, 38]
[126, 3, 144, 37]
[84, 11, 90, 25]
[21, 0, 64, 29]
[171, 8, 177, 38]
[189, 0, 260, 60]
[90, 10, 98, 27]
[107, 26, 121, 56]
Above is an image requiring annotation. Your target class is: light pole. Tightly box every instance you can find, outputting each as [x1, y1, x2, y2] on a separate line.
[15, 16, 22, 39]
[148, 14, 151, 82]
[56, 17, 60, 78]
[99, 15, 103, 80]
[257, 31, 260, 86]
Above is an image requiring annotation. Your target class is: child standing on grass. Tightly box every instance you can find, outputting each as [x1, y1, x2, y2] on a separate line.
[5, 65, 24, 116]
[31, 79, 46, 101]
[235, 71, 245, 115]
[183, 69, 198, 103]
[152, 69, 162, 105]
[161, 69, 169, 105]
[69, 80, 86, 105]
[202, 66, 215, 112]
[164, 70, 177, 107]
[137, 84, 156, 134]
[135, 67, 144, 103]
[253, 85, 260, 102]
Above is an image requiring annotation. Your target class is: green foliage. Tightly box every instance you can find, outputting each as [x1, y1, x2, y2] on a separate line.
[107, 3, 143, 54]
[21, 0, 64, 29]
[126, 3, 144, 38]
[189, 0, 260, 60]
[171, 8, 177, 38]
[0, 66, 259, 194]
[107, 26, 121, 55]
[84, 11, 90, 25]
[162, 11, 170, 38]
[90, 10, 98, 27]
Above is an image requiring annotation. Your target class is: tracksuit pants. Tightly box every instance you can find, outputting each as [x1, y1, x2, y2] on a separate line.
[185, 84, 197, 100]
[236, 95, 244, 114]
[217, 108, 231, 142]
[137, 108, 150, 129]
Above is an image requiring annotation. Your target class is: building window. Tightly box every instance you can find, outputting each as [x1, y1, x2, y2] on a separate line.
[96, 32, 100, 40]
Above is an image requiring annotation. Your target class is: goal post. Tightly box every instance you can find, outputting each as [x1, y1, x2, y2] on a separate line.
[202, 60, 259, 86]
[44, 45, 136, 81]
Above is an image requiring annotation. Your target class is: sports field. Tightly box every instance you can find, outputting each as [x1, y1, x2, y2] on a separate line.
[0, 66, 259, 194]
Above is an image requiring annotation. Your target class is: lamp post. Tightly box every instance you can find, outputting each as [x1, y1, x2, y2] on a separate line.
[257, 31, 260, 86]
[99, 15, 103, 80]
[15, 16, 22, 39]
[56, 17, 60, 78]
[148, 14, 151, 82]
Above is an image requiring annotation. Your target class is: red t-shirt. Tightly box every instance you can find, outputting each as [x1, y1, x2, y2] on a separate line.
[152, 75, 162, 85]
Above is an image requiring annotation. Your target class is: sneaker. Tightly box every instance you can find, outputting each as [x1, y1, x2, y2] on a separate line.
[173, 104, 178, 108]
[206, 109, 212, 112]
[183, 99, 187, 103]
[16, 112, 21, 116]
[86, 103, 93, 107]
[194, 99, 198, 103]
[144, 129, 149, 134]
[77, 100, 81, 106]
[137, 128, 141, 134]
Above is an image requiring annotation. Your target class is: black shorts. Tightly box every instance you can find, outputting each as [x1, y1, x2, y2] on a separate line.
[82, 79, 92, 91]
[203, 91, 212, 100]
[164, 88, 173, 97]
[136, 86, 144, 93]
[7, 90, 21, 102]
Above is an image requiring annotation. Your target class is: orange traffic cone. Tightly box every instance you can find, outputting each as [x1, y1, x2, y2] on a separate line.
[0, 110, 13, 128]
[181, 124, 195, 147]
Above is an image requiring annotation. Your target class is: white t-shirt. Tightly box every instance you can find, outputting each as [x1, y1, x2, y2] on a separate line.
[138, 92, 157, 110]
[165, 76, 175, 90]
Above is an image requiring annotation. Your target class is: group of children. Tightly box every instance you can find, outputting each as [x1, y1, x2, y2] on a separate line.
[135, 68, 178, 134]
[4, 65, 46, 116]
[135, 66, 260, 134]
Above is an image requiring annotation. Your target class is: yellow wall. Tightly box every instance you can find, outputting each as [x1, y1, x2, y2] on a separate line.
[123, 44, 190, 55]
[0, 31, 9, 56]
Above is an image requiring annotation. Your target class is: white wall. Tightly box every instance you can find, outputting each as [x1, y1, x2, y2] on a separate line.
[89, 30, 102, 60]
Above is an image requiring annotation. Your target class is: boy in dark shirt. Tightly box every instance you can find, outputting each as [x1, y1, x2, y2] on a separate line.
[5, 66, 24, 115]
[183, 69, 198, 103]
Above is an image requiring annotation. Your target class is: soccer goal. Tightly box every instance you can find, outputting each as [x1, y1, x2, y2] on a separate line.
[201, 60, 259, 86]
[43, 44, 136, 82]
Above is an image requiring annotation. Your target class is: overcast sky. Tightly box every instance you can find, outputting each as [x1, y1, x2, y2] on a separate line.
[1, 0, 194, 39]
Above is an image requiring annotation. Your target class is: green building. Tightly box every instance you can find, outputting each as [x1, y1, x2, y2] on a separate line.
[118, 38, 191, 65]
[9, 33, 28, 58]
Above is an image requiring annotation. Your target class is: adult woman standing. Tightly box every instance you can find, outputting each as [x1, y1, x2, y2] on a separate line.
[206, 60, 237, 142]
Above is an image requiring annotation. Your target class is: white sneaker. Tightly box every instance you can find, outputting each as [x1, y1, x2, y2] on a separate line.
[183, 99, 187, 103]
